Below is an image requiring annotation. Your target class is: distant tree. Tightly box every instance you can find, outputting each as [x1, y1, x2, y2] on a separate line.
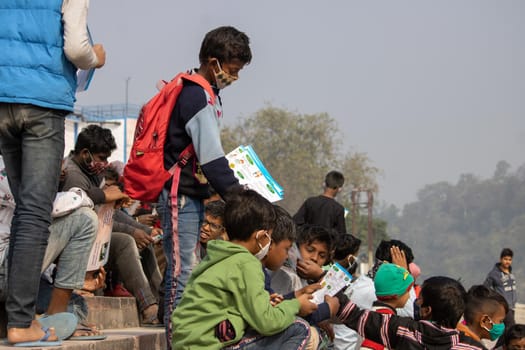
[386, 160, 525, 301]
[494, 160, 511, 180]
[221, 105, 380, 214]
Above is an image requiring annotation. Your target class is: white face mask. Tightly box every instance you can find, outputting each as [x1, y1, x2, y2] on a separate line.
[254, 231, 271, 260]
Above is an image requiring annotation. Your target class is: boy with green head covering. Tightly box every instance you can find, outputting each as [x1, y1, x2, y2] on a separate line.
[361, 263, 414, 349]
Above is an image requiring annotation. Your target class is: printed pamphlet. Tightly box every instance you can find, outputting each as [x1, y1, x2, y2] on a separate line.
[86, 203, 114, 271]
[311, 262, 353, 304]
[226, 145, 284, 203]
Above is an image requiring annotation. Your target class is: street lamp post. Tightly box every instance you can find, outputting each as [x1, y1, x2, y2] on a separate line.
[124, 77, 131, 163]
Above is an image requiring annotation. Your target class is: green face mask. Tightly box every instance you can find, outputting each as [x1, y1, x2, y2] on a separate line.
[482, 317, 505, 341]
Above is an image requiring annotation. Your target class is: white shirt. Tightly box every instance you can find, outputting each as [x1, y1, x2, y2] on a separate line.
[62, 0, 99, 69]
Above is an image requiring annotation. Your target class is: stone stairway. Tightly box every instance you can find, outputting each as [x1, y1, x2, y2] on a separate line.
[0, 296, 166, 349]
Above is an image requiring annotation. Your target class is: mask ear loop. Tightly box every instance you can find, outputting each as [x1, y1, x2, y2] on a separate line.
[480, 315, 493, 332]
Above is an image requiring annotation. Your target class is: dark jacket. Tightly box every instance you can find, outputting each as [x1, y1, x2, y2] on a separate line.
[337, 301, 486, 350]
[484, 263, 517, 309]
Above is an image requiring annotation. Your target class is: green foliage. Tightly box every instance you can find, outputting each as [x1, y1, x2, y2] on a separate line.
[222, 105, 380, 213]
[378, 161, 525, 301]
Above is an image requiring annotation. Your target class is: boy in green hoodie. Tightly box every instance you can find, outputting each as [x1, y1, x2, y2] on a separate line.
[172, 189, 318, 349]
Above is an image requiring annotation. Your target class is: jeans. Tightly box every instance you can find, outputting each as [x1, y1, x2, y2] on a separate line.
[158, 190, 203, 347]
[42, 207, 98, 289]
[223, 318, 312, 350]
[108, 232, 161, 312]
[0, 103, 66, 329]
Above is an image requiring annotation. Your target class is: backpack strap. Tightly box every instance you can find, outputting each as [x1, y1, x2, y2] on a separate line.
[180, 73, 216, 105]
[167, 144, 195, 175]
[165, 73, 212, 318]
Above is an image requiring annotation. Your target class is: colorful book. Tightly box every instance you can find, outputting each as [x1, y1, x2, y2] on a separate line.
[226, 145, 284, 203]
[311, 262, 353, 304]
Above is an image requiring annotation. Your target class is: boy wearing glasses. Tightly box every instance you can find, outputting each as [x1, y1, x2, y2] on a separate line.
[193, 200, 227, 267]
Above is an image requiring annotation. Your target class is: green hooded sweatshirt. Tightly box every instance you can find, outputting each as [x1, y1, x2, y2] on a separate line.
[172, 239, 301, 349]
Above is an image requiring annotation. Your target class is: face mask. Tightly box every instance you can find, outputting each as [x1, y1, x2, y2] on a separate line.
[213, 61, 237, 89]
[254, 231, 271, 260]
[85, 151, 108, 175]
[482, 317, 505, 341]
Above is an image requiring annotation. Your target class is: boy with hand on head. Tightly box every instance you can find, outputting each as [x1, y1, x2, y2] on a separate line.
[172, 189, 317, 350]
[335, 276, 486, 349]
[360, 263, 414, 350]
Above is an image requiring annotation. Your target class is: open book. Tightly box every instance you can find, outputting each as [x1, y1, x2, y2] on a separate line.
[226, 145, 284, 203]
[311, 262, 353, 304]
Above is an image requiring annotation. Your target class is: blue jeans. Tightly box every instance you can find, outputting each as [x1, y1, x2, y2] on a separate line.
[224, 319, 312, 350]
[158, 190, 203, 346]
[0, 103, 66, 328]
[42, 207, 98, 289]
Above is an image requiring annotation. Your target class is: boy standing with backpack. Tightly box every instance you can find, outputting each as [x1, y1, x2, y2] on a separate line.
[156, 26, 251, 344]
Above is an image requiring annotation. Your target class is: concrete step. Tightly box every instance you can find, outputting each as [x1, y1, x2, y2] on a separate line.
[0, 327, 166, 350]
[85, 296, 140, 330]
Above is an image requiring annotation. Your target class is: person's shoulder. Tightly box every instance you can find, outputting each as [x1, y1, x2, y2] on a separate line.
[178, 81, 208, 104]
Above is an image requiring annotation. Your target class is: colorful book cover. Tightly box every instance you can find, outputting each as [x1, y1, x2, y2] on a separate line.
[311, 262, 353, 304]
[226, 145, 284, 203]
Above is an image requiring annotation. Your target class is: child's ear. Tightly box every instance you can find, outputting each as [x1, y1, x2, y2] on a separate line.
[480, 314, 492, 328]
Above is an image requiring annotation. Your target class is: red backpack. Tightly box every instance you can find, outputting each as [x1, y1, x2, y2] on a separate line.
[123, 72, 215, 202]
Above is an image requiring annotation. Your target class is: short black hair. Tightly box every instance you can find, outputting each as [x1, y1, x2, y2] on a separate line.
[375, 239, 414, 265]
[223, 188, 275, 241]
[325, 171, 344, 189]
[297, 225, 334, 252]
[501, 248, 514, 259]
[205, 200, 226, 219]
[74, 125, 117, 155]
[464, 285, 509, 324]
[333, 234, 362, 260]
[199, 26, 252, 65]
[504, 324, 525, 346]
[420, 276, 466, 328]
[272, 205, 296, 244]
[103, 166, 120, 182]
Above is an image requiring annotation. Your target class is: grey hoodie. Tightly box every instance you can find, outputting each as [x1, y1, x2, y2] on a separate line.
[484, 263, 517, 309]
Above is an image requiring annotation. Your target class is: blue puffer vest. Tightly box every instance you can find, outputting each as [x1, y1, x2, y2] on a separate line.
[0, 0, 77, 112]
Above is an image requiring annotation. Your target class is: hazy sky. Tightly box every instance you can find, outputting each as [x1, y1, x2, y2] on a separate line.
[76, 1, 525, 208]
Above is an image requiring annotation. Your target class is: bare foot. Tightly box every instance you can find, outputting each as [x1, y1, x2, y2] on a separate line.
[142, 304, 160, 325]
[72, 323, 101, 337]
[8, 319, 58, 344]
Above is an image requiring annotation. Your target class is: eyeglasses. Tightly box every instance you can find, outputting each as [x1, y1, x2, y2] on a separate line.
[202, 219, 224, 233]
